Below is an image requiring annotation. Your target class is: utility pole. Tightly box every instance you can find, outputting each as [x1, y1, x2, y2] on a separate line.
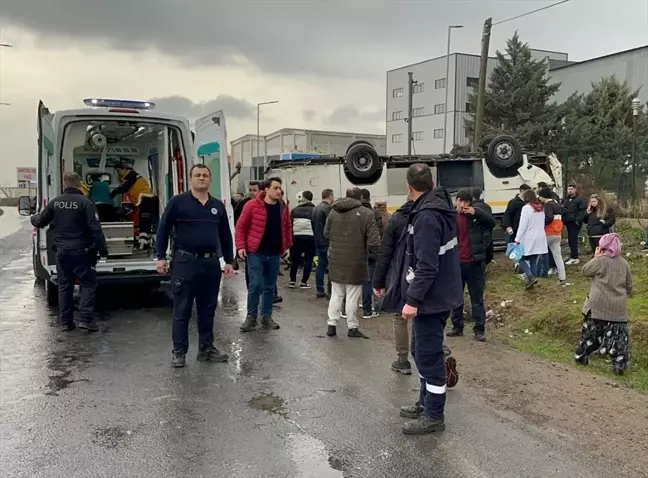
[256, 100, 278, 178]
[443, 25, 463, 154]
[407, 72, 415, 155]
[473, 17, 492, 150]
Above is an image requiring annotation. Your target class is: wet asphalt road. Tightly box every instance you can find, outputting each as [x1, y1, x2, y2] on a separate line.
[0, 219, 613, 477]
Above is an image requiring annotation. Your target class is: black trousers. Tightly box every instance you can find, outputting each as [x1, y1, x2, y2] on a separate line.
[290, 236, 316, 284]
[56, 249, 97, 324]
[171, 252, 222, 355]
[566, 223, 581, 259]
[450, 261, 486, 334]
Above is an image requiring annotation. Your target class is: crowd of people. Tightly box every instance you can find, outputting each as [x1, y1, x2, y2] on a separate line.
[30, 161, 636, 435]
[501, 181, 633, 376]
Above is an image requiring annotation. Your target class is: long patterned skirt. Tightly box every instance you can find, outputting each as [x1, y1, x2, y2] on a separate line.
[574, 313, 629, 375]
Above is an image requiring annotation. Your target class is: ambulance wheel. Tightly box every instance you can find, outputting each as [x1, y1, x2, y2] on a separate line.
[487, 135, 522, 169]
[345, 142, 380, 179]
[45, 280, 59, 306]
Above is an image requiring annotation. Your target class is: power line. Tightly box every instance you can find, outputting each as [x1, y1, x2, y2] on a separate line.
[493, 0, 571, 26]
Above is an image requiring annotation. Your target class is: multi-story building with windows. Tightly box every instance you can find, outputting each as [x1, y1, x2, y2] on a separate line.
[387, 45, 647, 156]
[386, 49, 568, 155]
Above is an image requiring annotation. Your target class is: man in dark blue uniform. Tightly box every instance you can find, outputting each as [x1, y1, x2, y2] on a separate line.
[31, 172, 108, 332]
[156, 164, 235, 368]
[398, 164, 462, 435]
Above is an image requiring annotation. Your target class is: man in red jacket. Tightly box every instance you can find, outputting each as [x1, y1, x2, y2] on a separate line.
[235, 177, 293, 333]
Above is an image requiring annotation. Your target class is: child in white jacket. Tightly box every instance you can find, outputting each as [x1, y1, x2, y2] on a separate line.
[514, 189, 548, 289]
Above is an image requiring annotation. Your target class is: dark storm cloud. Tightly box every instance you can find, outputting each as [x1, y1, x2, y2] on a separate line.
[150, 95, 255, 119]
[0, 0, 501, 78]
[2, 1, 646, 79]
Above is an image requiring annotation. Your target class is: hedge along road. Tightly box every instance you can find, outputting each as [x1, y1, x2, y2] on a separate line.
[0, 221, 645, 477]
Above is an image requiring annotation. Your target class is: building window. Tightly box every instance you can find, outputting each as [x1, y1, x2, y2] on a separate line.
[393, 88, 404, 98]
[392, 110, 403, 121]
[434, 103, 445, 114]
[434, 128, 444, 139]
[466, 77, 479, 88]
[391, 133, 403, 143]
[413, 83, 425, 94]
[412, 131, 423, 141]
[412, 107, 424, 117]
[465, 102, 474, 113]
[435, 78, 446, 89]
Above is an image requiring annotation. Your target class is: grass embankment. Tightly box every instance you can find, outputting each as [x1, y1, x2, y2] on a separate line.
[482, 223, 648, 393]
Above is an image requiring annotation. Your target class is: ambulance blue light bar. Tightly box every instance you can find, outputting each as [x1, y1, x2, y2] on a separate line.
[83, 98, 155, 110]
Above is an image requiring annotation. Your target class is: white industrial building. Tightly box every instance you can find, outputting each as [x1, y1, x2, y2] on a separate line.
[549, 45, 648, 103]
[230, 128, 386, 193]
[386, 49, 568, 155]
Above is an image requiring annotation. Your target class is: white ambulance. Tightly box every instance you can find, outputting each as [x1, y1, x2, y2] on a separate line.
[18, 98, 234, 305]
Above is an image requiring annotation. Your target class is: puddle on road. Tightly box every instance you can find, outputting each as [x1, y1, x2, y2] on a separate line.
[285, 432, 345, 477]
[45, 370, 88, 396]
[248, 392, 287, 416]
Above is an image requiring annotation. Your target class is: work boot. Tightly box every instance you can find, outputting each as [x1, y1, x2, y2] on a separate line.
[171, 352, 186, 368]
[474, 331, 486, 342]
[348, 328, 369, 339]
[197, 347, 229, 362]
[399, 401, 423, 419]
[446, 328, 463, 337]
[240, 316, 257, 333]
[259, 315, 280, 333]
[326, 325, 337, 337]
[402, 415, 446, 435]
[78, 320, 99, 332]
[391, 357, 412, 375]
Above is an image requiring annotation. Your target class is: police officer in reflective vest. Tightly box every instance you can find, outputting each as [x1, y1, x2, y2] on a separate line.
[156, 164, 235, 368]
[31, 172, 108, 331]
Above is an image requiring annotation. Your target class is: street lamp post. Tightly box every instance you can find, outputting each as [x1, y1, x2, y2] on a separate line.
[0, 40, 12, 107]
[631, 97, 642, 205]
[443, 25, 463, 155]
[256, 101, 279, 176]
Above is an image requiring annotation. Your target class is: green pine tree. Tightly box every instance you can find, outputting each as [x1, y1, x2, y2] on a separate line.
[465, 32, 562, 150]
[562, 76, 648, 196]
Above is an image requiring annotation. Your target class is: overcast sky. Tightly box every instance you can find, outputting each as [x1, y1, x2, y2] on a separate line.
[0, 0, 646, 185]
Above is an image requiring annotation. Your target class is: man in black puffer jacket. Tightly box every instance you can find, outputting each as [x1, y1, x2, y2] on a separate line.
[447, 188, 495, 342]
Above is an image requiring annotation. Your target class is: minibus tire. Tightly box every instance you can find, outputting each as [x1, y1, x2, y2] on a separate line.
[345, 143, 380, 179]
[487, 135, 522, 169]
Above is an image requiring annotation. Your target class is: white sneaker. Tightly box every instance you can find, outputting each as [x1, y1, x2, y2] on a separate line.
[566, 259, 580, 265]
[548, 268, 557, 275]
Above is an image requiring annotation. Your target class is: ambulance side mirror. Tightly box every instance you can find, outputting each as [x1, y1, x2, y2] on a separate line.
[18, 196, 35, 216]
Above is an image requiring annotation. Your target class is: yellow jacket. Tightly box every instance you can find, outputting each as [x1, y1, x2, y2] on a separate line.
[112, 170, 152, 205]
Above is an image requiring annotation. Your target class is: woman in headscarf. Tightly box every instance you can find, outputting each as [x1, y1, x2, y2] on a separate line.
[575, 233, 633, 375]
